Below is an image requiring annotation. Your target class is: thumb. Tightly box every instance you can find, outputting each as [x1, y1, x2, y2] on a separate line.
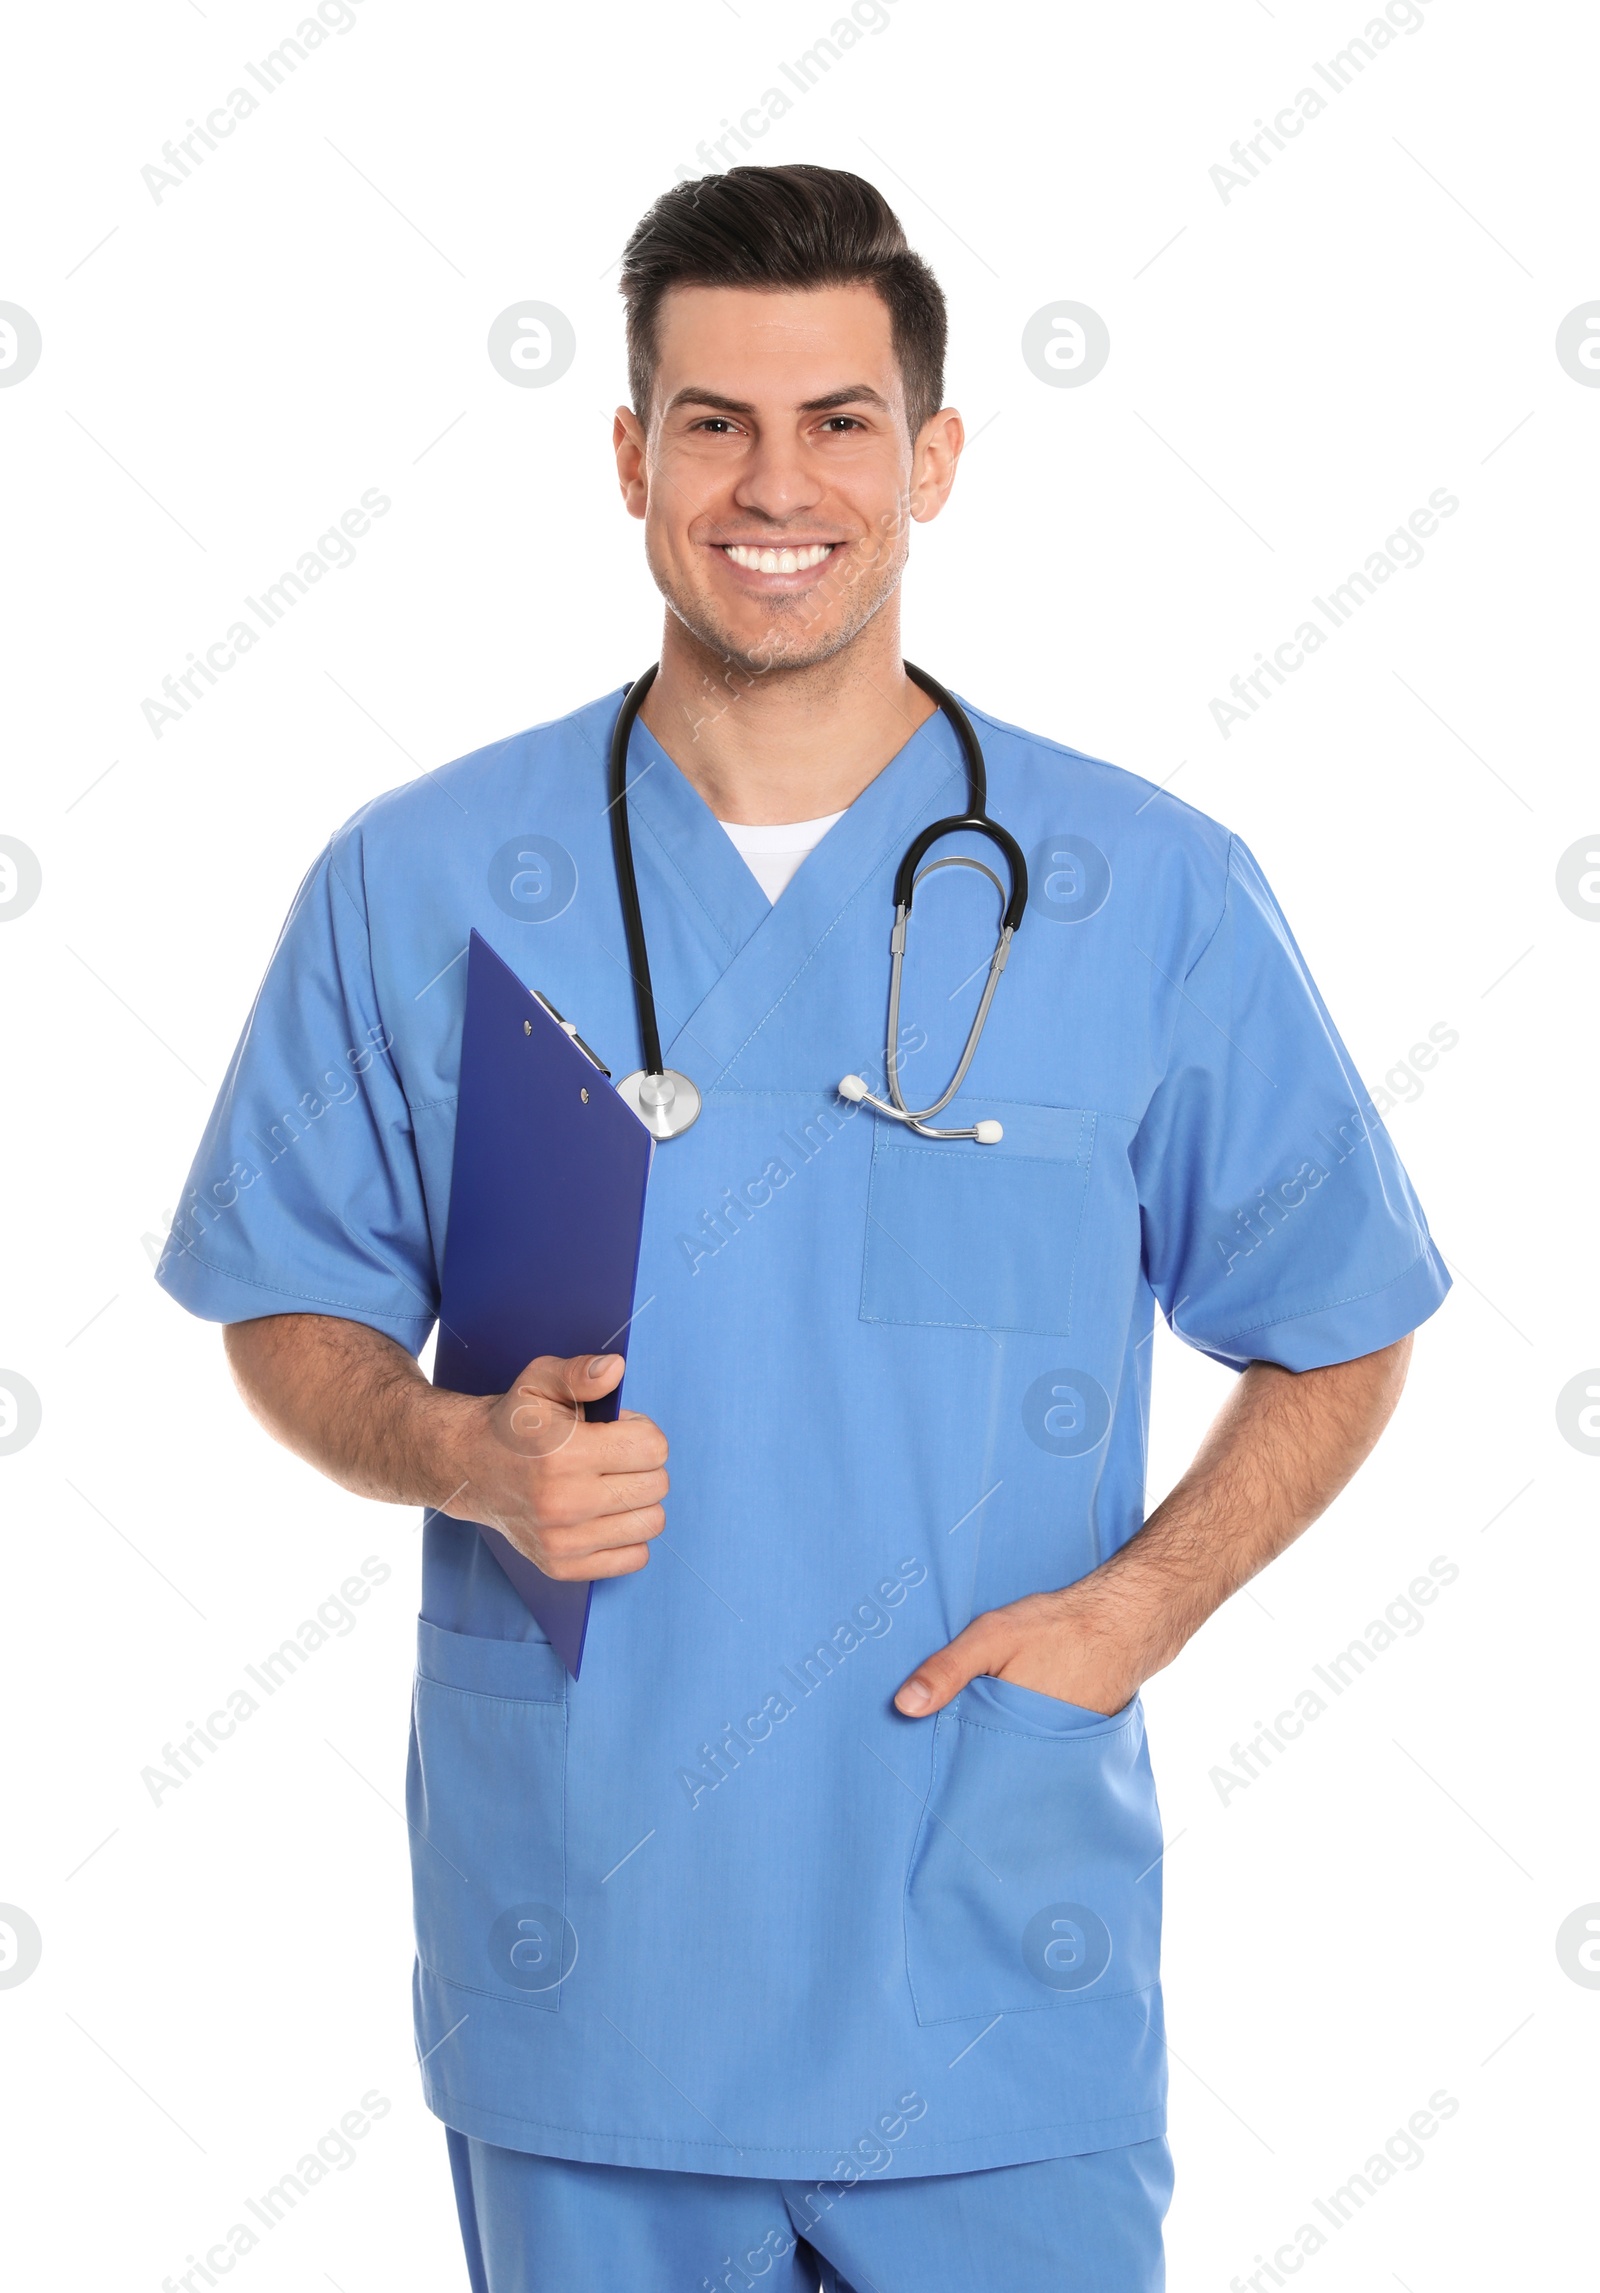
[894, 1613, 1015, 1719]
[498, 1353, 624, 1456]
[513, 1351, 624, 1404]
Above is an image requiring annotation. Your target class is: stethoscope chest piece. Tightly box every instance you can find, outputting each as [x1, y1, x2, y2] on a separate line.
[616, 1065, 702, 1140]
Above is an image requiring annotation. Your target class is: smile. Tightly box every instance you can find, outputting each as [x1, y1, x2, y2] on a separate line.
[720, 542, 838, 573]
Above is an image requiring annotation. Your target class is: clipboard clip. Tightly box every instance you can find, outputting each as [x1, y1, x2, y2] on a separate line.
[529, 990, 612, 1079]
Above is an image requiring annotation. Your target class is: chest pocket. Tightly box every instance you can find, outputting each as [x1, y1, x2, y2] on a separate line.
[860, 1102, 1096, 1337]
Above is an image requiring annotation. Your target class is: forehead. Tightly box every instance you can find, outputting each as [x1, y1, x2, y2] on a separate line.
[651, 281, 901, 405]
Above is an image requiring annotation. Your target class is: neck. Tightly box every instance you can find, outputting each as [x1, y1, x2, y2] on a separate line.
[637, 604, 937, 826]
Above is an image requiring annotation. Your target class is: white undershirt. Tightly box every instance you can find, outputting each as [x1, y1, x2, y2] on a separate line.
[718, 811, 844, 904]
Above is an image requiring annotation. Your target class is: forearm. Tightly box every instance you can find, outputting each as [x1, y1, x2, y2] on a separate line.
[1070, 1335, 1414, 1685]
[222, 1317, 669, 1579]
[223, 1313, 484, 1511]
[896, 1333, 1414, 1716]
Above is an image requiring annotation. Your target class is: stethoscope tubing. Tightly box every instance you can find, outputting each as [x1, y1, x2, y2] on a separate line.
[607, 663, 667, 1077]
[607, 662, 1026, 1141]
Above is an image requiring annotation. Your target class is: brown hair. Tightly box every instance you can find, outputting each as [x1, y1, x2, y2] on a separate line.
[618, 165, 947, 438]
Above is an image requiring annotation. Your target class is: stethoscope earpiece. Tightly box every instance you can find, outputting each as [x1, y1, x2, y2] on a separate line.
[838, 1074, 1005, 1143]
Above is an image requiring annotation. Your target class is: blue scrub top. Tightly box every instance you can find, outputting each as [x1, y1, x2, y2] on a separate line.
[157, 690, 1449, 2180]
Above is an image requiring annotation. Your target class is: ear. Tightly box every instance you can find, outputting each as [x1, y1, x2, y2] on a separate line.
[908, 407, 964, 526]
[613, 406, 649, 520]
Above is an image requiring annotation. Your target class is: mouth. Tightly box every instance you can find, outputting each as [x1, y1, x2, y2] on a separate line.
[717, 541, 840, 575]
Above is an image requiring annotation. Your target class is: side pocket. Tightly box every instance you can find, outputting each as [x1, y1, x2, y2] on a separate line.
[406, 1619, 572, 2014]
[903, 1690, 1163, 2025]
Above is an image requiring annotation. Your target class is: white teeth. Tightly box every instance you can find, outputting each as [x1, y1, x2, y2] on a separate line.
[723, 542, 834, 573]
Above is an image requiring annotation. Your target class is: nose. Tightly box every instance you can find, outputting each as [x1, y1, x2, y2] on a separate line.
[729, 430, 827, 526]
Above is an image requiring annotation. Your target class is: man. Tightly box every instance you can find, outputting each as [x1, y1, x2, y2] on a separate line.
[158, 165, 1449, 2291]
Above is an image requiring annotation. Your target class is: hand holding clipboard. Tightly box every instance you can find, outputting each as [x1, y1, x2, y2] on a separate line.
[432, 932, 660, 1676]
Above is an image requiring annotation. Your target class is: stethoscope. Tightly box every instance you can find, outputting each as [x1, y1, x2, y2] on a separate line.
[608, 662, 1027, 1144]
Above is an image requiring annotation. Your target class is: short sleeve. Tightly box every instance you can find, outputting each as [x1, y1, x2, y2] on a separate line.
[1130, 836, 1450, 1373]
[155, 837, 438, 1351]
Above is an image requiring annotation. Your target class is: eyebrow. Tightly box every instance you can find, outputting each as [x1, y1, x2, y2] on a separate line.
[661, 383, 894, 418]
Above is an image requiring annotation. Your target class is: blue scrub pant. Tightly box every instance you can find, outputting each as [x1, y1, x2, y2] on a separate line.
[447, 2129, 1172, 2292]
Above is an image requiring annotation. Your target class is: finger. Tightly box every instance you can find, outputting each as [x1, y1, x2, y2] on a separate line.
[534, 1498, 667, 1558]
[579, 1466, 670, 1516]
[582, 1543, 653, 1580]
[894, 1615, 1015, 1718]
[530, 1469, 667, 1528]
[500, 1414, 664, 1479]
[582, 1415, 669, 1473]
[520, 1539, 654, 1582]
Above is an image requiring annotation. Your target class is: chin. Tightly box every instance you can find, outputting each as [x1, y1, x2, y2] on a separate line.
[662, 577, 898, 681]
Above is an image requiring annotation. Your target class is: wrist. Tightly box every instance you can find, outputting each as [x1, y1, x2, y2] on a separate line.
[418, 1387, 495, 1519]
[1046, 1563, 1181, 1688]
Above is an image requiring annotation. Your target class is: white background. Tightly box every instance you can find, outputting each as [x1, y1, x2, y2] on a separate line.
[1, 0, 1595, 2286]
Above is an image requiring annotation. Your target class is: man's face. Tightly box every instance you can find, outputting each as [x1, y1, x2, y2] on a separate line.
[614, 282, 960, 677]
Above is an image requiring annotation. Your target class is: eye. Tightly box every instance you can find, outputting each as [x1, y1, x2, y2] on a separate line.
[820, 415, 867, 432]
[690, 416, 741, 434]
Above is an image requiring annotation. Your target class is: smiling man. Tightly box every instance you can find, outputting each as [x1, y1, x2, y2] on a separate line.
[158, 167, 1450, 2292]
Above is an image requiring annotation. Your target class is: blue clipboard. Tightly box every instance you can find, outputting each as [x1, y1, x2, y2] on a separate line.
[433, 931, 654, 1676]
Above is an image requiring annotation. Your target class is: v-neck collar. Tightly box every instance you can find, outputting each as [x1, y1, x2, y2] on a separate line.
[619, 697, 969, 1085]
[618, 714, 774, 960]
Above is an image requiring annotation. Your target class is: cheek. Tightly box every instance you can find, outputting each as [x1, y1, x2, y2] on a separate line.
[641, 516, 722, 625]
